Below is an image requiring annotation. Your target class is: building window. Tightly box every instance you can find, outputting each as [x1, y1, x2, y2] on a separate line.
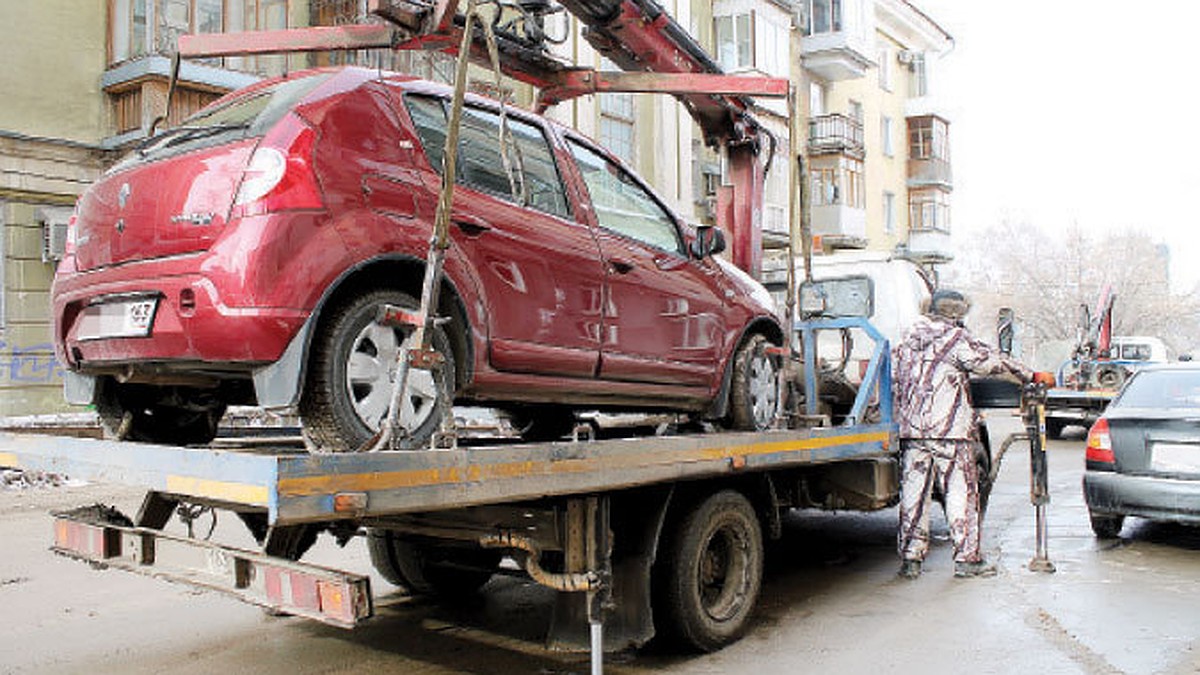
[909, 116, 949, 160]
[909, 190, 951, 233]
[877, 47, 891, 91]
[908, 53, 928, 97]
[715, 13, 753, 71]
[108, 0, 289, 71]
[881, 116, 893, 157]
[111, 0, 149, 63]
[599, 91, 635, 164]
[812, 167, 838, 206]
[809, 82, 827, 116]
[811, 159, 863, 208]
[883, 191, 896, 233]
[848, 99, 863, 123]
[807, 0, 842, 34]
[844, 159, 864, 208]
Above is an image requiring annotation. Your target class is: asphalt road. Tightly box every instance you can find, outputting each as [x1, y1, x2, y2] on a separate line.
[1, 413, 1198, 674]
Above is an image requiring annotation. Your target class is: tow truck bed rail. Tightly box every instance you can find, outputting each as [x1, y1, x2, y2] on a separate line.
[2, 425, 892, 526]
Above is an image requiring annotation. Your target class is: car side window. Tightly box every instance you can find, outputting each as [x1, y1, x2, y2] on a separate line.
[404, 94, 570, 218]
[566, 139, 682, 254]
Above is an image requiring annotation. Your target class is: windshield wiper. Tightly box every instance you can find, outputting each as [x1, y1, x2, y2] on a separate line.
[138, 122, 252, 156]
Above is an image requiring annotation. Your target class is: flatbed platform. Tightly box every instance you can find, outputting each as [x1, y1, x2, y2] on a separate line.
[1, 425, 893, 526]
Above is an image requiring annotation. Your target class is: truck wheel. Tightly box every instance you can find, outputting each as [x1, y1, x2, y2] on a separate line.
[729, 334, 778, 431]
[655, 490, 763, 652]
[975, 443, 994, 522]
[503, 405, 578, 442]
[367, 529, 499, 599]
[300, 289, 455, 452]
[1089, 511, 1125, 539]
[95, 379, 225, 446]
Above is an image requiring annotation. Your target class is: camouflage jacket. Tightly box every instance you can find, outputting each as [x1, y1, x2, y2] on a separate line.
[892, 314, 1033, 440]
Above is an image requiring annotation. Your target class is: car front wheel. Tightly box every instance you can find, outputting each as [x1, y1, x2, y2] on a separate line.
[729, 334, 778, 431]
[300, 289, 454, 452]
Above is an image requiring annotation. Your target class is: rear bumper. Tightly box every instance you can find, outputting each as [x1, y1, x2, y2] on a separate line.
[54, 261, 307, 371]
[1083, 471, 1200, 524]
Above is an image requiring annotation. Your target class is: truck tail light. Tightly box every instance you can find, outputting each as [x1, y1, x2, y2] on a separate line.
[1086, 418, 1115, 467]
[233, 118, 323, 216]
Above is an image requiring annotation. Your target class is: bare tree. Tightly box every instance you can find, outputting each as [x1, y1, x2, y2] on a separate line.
[946, 221, 1200, 361]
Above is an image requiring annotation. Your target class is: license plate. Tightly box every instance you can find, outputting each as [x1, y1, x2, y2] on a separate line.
[1151, 443, 1200, 473]
[76, 297, 159, 340]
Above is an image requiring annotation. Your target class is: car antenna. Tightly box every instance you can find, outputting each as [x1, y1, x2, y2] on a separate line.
[148, 52, 183, 138]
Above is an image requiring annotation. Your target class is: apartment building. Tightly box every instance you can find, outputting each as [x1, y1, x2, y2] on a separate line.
[800, 0, 953, 262]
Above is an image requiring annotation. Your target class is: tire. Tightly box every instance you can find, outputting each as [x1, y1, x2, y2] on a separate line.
[504, 405, 577, 442]
[1089, 511, 1125, 539]
[367, 529, 499, 599]
[729, 334, 778, 431]
[300, 289, 455, 452]
[654, 490, 764, 652]
[976, 444, 994, 522]
[95, 378, 225, 446]
[1045, 417, 1066, 440]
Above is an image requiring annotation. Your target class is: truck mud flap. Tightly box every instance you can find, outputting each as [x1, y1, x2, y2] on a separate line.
[51, 505, 372, 628]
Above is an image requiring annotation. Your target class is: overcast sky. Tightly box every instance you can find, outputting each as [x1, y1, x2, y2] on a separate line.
[914, 1, 1200, 291]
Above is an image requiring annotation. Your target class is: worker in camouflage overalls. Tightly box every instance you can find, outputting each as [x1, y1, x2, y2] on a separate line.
[892, 289, 1047, 579]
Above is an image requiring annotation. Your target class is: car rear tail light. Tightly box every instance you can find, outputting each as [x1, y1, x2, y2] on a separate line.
[1085, 418, 1115, 466]
[233, 119, 323, 216]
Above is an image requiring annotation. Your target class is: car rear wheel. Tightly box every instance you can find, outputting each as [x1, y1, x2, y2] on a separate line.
[729, 334, 778, 431]
[1089, 511, 1125, 539]
[95, 379, 225, 446]
[300, 289, 454, 452]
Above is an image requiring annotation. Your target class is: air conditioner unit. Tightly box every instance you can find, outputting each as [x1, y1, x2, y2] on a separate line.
[37, 207, 72, 263]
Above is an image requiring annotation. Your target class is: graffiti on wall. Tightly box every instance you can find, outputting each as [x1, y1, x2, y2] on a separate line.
[0, 342, 66, 383]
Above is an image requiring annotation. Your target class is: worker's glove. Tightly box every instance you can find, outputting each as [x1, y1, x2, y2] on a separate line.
[1032, 371, 1056, 386]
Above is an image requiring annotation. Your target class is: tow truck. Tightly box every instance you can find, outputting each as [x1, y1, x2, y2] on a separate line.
[2, 0, 903, 666]
[1042, 285, 1163, 438]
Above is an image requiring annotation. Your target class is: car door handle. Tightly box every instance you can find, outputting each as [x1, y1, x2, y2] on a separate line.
[453, 215, 491, 237]
[606, 258, 634, 274]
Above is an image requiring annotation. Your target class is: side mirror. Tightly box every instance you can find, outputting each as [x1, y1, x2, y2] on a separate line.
[690, 225, 726, 259]
[997, 307, 1014, 355]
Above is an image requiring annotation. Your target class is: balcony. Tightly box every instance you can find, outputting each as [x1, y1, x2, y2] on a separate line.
[801, 31, 875, 81]
[907, 156, 952, 189]
[906, 114, 952, 189]
[809, 114, 864, 159]
[800, 0, 874, 81]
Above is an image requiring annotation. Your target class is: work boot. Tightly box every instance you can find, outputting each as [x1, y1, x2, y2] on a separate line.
[898, 559, 922, 579]
[954, 560, 998, 578]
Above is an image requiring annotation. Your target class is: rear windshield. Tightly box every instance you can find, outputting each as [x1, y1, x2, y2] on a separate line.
[120, 72, 332, 166]
[1113, 370, 1200, 409]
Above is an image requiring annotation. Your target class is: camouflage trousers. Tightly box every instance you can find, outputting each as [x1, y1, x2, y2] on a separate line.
[898, 439, 983, 564]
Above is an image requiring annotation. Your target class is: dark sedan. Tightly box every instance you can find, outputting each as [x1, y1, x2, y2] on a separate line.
[1083, 363, 1200, 537]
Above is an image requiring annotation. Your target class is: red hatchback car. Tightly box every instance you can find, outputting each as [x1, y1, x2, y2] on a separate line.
[52, 67, 783, 451]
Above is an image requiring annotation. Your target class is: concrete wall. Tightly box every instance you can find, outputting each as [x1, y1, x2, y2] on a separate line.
[0, 2, 108, 144]
[0, 2, 107, 415]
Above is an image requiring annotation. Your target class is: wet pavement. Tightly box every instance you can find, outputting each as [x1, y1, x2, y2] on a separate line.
[1, 413, 1197, 674]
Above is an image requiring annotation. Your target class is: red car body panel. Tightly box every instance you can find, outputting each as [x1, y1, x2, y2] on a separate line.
[52, 67, 779, 413]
